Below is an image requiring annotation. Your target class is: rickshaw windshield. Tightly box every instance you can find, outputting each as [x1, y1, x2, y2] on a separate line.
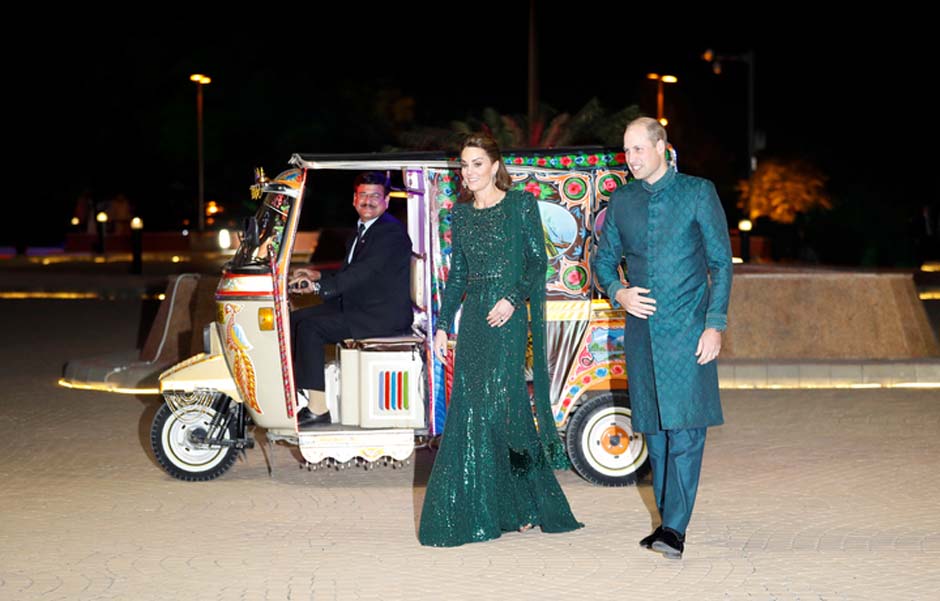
[231, 192, 293, 268]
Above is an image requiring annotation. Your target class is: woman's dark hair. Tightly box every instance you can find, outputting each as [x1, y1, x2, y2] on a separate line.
[457, 133, 512, 204]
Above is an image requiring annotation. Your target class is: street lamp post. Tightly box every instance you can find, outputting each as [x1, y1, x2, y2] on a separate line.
[190, 74, 211, 232]
[646, 73, 678, 127]
[738, 218, 753, 264]
[95, 211, 108, 254]
[703, 50, 756, 176]
[704, 49, 756, 262]
[130, 217, 144, 274]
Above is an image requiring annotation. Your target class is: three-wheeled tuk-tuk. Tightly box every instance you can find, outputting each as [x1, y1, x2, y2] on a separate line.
[154, 149, 650, 486]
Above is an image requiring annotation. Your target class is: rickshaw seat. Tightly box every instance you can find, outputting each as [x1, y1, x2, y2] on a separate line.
[343, 336, 423, 352]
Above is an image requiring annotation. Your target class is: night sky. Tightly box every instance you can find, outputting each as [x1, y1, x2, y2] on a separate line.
[11, 9, 931, 262]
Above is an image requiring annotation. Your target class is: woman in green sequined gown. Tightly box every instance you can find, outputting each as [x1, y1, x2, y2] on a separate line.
[418, 134, 581, 547]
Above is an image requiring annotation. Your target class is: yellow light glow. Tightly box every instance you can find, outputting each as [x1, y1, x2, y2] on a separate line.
[131, 217, 143, 230]
[58, 378, 160, 395]
[70, 217, 80, 226]
[720, 381, 940, 390]
[921, 262, 940, 272]
[0, 291, 174, 301]
[646, 73, 660, 80]
[96, 211, 108, 223]
[389, 191, 408, 199]
[659, 118, 669, 127]
[732, 257, 744, 264]
[206, 201, 221, 215]
[190, 74, 211, 84]
[171, 256, 181, 263]
[662, 75, 678, 84]
[738, 219, 753, 232]
[0, 292, 100, 300]
[31, 256, 56, 264]
[258, 307, 275, 330]
[27, 254, 156, 265]
[920, 291, 940, 300]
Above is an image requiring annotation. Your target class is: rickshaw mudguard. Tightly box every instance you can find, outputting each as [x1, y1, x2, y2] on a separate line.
[158, 352, 244, 405]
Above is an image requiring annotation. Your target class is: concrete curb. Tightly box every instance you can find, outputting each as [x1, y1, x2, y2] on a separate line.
[720, 359, 940, 388]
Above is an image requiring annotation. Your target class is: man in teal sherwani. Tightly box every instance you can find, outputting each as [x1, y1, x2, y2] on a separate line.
[592, 117, 733, 559]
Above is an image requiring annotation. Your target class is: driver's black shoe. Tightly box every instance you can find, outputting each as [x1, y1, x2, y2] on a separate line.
[296, 407, 331, 428]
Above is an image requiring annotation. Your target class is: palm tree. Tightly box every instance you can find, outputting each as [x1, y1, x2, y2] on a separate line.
[394, 98, 641, 151]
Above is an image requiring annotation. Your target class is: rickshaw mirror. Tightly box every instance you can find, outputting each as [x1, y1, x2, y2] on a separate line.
[242, 216, 260, 248]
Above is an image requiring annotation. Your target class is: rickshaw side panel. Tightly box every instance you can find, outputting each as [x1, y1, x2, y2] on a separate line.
[428, 155, 633, 434]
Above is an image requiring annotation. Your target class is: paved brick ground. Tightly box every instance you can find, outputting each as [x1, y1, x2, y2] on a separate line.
[1, 300, 938, 600]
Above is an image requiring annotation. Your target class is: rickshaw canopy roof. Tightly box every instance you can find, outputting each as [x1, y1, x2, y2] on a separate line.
[290, 147, 625, 173]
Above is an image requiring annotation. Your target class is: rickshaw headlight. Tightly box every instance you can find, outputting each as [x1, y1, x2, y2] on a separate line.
[218, 228, 232, 249]
[258, 307, 275, 331]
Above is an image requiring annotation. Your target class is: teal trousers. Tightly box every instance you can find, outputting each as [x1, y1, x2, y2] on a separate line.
[646, 427, 707, 535]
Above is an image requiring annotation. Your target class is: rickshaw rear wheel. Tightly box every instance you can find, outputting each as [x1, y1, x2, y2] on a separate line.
[565, 392, 649, 487]
[151, 402, 239, 481]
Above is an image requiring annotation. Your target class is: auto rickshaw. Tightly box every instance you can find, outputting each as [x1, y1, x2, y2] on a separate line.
[154, 148, 650, 486]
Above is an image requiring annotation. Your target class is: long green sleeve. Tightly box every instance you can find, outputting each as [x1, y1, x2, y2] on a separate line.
[504, 193, 547, 308]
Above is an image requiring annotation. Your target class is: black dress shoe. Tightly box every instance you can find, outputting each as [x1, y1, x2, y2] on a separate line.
[639, 526, 663, 549]
[296, 407, 331, 428]
[651, 527, 685, 559]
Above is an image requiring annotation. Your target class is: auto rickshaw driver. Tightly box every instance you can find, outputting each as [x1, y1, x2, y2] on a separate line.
[288, 171, 413, 427]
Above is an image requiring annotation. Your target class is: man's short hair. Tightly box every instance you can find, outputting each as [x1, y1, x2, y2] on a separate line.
[627, 117, 668, 147]
[353, 171, 390, 195]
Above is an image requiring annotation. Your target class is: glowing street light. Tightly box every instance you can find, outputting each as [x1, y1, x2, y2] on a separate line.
[130, 217, 144, 274]
[95, 211, 108, 254]
[738, 219, 753, 263]
[190, 73, 212, 232]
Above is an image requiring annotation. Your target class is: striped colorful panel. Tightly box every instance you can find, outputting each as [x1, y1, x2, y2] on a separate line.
[378, 371, 410, 412]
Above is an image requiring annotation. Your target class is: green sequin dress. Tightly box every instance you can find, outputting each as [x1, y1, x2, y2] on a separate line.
[418, 190, 582, 547]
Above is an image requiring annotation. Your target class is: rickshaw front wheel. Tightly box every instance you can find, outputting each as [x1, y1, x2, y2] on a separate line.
[151, 402, 239, 481]
[565, 392, 649, 487]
